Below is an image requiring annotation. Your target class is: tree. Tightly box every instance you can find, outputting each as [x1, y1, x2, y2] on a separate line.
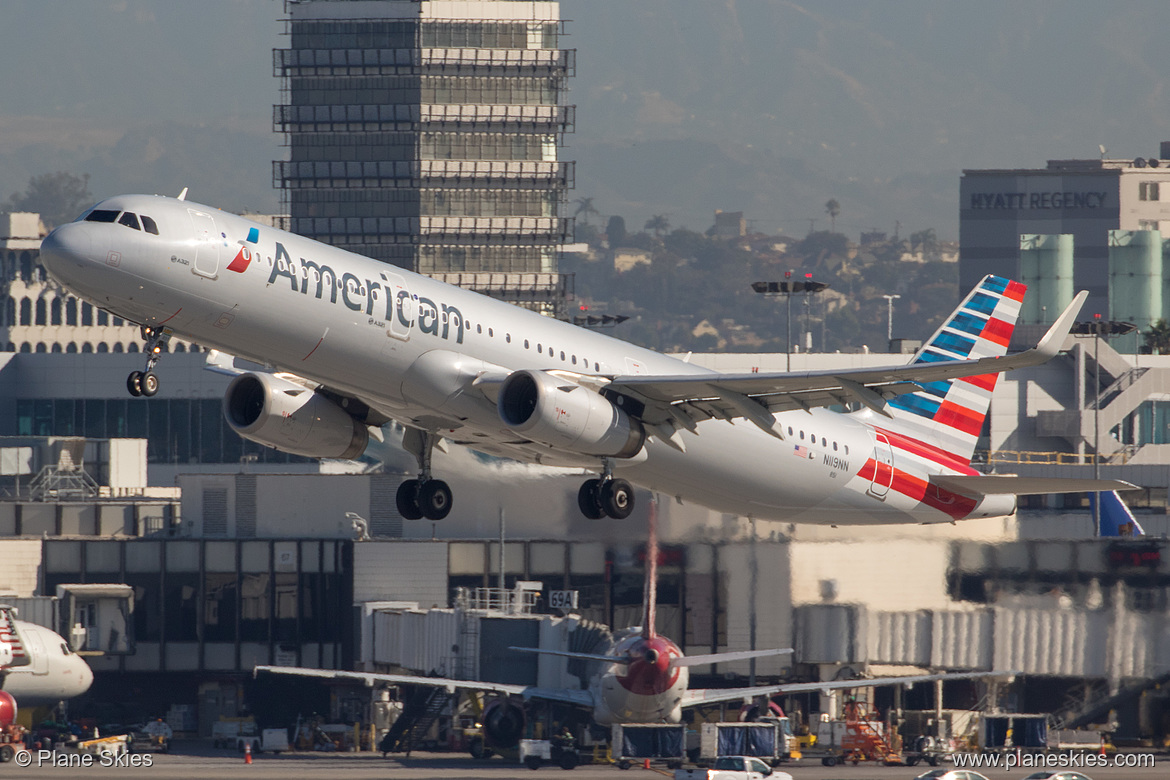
[825, 198, 841, 234]
[645, 214, 670, 238]
[1145, 319, 1170, 354]
[7, 172, 92, 229]
[573, 196, 599, 226]
[605, 215, 627, 246]
[910, 228, 939, 261]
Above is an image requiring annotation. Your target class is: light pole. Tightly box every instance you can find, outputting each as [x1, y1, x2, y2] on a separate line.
[1070, 317, 1137, 536]
[752, 277, 830, 371]
[882, 294, 901, 345]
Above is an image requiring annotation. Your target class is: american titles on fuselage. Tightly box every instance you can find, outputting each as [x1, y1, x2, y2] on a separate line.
[265, 241, 465, 344]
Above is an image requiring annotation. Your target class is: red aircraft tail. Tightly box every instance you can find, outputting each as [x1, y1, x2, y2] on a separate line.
[641, 496, 658, 640]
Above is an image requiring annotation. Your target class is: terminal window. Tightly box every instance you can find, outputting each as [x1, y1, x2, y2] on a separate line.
[1139, 181, 1160, 201]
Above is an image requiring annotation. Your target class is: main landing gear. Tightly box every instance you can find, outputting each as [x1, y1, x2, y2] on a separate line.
[577, 462, 635, 520]
[127, 326, 170, 398]
[396, 428, 452, 521]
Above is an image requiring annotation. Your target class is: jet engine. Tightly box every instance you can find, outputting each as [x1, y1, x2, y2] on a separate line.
[482, 699, 525, 747]
[497, 370, 644, 458]
[223, 372, 368, 460]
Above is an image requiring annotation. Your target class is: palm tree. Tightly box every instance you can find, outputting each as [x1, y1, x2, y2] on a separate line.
[645, 214, 670, 238]
[1145, 319, 1170, 354]
[824, 199, 841, 234]
[573, 197, 599, 226]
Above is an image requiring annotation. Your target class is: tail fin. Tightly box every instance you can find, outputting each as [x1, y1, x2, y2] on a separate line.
[0, 608, 29, 668]
[1091, 491, 1145, 536]
[641, 496, 658, 640]
[878, 275, 1026, 465]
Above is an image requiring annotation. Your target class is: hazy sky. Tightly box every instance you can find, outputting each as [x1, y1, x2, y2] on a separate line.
[4, 1, 1170, 236]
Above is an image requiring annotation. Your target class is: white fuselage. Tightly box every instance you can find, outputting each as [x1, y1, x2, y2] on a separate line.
[1, 622, 94, 706]
[40, 195, 1012, 525]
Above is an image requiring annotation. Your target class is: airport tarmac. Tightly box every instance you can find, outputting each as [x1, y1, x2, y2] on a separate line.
[0, 746, 1162, 780]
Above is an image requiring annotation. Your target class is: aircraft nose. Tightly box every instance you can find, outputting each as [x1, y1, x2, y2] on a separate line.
[39, 223, 93, 276]
[77, 658, 94, 694]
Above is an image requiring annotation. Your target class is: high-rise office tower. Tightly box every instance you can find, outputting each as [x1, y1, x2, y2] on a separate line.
[275, 0, 574, 314]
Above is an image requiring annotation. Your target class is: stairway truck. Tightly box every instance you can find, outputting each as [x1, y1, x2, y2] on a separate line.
[611, 724, 686, 769]
[699, 721, 792, 765]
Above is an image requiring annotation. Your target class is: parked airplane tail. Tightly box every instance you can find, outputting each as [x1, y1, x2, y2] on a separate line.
[880, 275, 1026, 465]
[1091, 490, 1145, 536]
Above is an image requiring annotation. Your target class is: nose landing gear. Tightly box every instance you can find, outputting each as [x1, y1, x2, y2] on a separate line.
[127, 326, 170, 398]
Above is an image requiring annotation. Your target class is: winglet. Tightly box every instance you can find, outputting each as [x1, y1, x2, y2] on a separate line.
[1031, 290, 1087, 361]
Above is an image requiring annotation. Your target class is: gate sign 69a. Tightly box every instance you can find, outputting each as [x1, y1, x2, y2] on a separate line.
[548, 590, 579, 610]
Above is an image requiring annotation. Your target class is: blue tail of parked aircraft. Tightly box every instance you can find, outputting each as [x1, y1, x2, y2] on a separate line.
[1090, 491, 1144, 536]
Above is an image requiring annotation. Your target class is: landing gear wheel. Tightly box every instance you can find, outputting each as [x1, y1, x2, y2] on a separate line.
[577, 479, 603, 519]
[140, 371, 160, 397]
[396, 479, 423, 520]
[417, 479, 452, 520]
[127, 371, 144, 397]
[600, 478, 634, 519]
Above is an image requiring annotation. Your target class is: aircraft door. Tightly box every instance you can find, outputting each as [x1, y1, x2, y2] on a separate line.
[868, 433, 893, 499]
[189, 209, 220, 278]
[20, 626, 47, 675]
[384, 272, 413, 341]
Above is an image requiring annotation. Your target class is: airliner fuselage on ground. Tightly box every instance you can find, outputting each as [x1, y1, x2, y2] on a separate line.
[40, 194, 1129, 524]
[1, 608, 93, 707]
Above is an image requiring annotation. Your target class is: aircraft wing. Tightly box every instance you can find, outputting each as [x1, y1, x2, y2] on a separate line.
[253, 666, 594, 708]
[607, 292, 1085, 433]
[680, 670, 1012, 708]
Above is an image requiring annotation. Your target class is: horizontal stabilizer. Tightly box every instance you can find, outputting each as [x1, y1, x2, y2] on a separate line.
[508, 646, 631, 665]
[931, 474, 1137, 497]
[671, 647, 793, 668]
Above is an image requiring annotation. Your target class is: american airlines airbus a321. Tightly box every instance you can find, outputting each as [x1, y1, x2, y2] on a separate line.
[39, 194, 1131, 523]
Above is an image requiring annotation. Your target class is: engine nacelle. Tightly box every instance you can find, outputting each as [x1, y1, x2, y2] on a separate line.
[497, 370, 644, 458]
[482, 699, 525, 747]
[223, 372, 368, 460]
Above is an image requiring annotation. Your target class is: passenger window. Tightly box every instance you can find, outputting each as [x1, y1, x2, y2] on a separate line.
[140, 215, 159, 235]
[84, 209, 120, 223]
[571, 355, 577, 365]
[833, 442, 838, 451]
[476, 324, 482, 334]
[822, 437, 827, 446]
[560, 351, 565, 360]
[488, 328, 493, 337]
[118, 212, 141, 230]
[799, 431, 804, 440]
[594, 362, 599, 371]
[788, 427, 793, 436]
[524, 340, 529, 349]
[844, 445, 849, 455]
[506, 333, 511, 343]
[537, 344, 542, 353]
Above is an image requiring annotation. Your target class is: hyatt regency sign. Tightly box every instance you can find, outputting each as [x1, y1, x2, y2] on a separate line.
[968, 192, 1108, 210]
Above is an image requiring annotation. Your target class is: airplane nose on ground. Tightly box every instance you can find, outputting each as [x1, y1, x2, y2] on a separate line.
[39, 223, 93, 277]
[76, 659, 94, 695]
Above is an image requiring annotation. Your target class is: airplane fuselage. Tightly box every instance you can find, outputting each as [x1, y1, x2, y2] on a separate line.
[1, 621, 94, 706]
[40, 195, 1014, 524]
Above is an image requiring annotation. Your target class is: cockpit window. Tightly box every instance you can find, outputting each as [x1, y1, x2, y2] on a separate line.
[118, 212, 141, 230]
[84, 210, 120, 223]
[141, 215, 159, 235]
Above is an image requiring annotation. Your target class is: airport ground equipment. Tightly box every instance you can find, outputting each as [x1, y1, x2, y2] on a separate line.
[698, 720, 794, 766]
[809, 700, 903, 766]
[0, 692, 24, 763]
[519, 736, 582, 770]
[611, 723, 686, 770]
